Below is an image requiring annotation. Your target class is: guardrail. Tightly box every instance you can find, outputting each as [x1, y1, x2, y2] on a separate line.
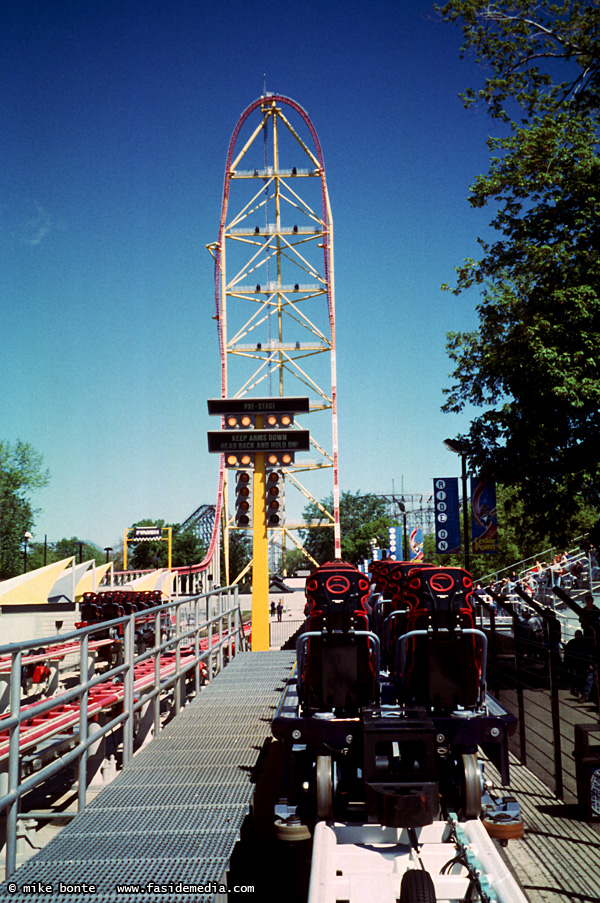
[269, 618, 304, 649]
[480, 587, 600, 807]
[479, 540, 593, 589]
[0, 585, 245, 878]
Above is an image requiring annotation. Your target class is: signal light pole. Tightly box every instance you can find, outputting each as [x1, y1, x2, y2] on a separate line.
[252, 416, 270, 651]
[207, 396, 310, 652]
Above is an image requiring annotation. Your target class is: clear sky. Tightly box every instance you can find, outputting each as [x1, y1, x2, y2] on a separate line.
[2, 0, 501, 550]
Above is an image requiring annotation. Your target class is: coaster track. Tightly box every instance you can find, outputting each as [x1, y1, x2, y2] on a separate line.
[202, 93, 341, 582]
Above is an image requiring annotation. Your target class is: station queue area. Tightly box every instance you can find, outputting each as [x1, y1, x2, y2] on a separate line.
[1, 555, 599, 902]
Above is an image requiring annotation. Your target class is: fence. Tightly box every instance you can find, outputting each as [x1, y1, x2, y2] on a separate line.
[0, 585, 245, 877]
[270, 618, 304, 649]
[481, 588, 600, 807]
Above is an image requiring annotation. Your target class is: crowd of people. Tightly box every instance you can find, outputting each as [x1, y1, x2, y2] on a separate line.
[489, 548, 596, 601]
[477, 548, 600, 710]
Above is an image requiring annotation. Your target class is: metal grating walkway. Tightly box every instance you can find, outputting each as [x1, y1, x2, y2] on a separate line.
[0, 651, 295, 903]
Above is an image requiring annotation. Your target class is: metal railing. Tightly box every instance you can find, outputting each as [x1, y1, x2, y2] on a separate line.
[479, 538, 592, 588]
[0, 585, 245, 877]
[480, 586, 600, 805]
[104, 568, 216, 597]
[269, 618, 304, 649]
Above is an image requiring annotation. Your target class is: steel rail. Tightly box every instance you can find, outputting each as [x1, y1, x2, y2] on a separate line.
[0, 585, 243, 877]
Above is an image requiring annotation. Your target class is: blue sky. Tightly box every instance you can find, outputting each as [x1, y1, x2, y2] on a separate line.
[2, 0, 501, 549]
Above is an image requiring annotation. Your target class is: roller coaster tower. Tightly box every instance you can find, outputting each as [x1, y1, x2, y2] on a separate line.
[208, 94, 341, 581]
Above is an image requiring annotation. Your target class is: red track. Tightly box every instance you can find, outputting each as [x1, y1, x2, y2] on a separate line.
[0, 638, 114, 673]
[0, 624, 251, 763]
[179, 93, 342, 577]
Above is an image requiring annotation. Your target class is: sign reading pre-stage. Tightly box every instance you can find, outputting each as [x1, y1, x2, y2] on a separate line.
[433, 477, 461, 554]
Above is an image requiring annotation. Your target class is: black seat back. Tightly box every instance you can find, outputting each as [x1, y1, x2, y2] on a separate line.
[300, 560, 377, 714]
[399, 567, 483, 711]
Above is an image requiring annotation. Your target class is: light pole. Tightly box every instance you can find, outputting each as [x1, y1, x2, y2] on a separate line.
[104, 547, 113, 563]
[443, 438, 471, 574]
[23, 531, 33, 573]
[398, 500, 408, 561]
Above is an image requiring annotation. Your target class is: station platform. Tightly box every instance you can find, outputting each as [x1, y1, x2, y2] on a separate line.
[1, 649, 600, 902]
[0, 651, 295, 902]
[484, 754, 600, 902]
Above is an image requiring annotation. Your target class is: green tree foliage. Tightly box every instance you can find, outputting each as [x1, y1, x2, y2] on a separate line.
[28, 537, 107, 571]
[127, 519, 206, 570]
[437, 1, 600, 542]
[423, 483, 596, 580]
[282, 547, 309, 577]
[227, 530, 252, 588]
[299, 491, 396, 566]
[0, 440, 50, 578]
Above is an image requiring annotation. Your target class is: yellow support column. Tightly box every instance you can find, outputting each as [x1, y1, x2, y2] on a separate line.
[252, 427, 270, 650]
[166, 526, 172, 570]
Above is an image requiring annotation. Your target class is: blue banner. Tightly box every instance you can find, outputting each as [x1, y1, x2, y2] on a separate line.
[409, 526, 424, 561]
[471, 477, 498, 553]
[433, 478, 461, 554]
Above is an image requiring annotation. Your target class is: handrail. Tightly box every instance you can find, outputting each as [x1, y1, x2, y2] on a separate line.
[0, 584, 243, 878]
[478, 537, 590, 587]
[397, 628, 488, 709]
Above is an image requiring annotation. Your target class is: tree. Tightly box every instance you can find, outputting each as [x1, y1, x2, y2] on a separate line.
[28, 537, 108, 571]
[299, 491, 396, 566]
[283, 547, 310, 577]
[437, 1, 600, 542]
[0, 440, 50, 578]
[226, 531, 252, 589]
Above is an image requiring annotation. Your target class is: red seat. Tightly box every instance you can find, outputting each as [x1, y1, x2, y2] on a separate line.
[369, 562, 436, 671]
[398, 567, 484, 711]
[299, 560, 378, 715]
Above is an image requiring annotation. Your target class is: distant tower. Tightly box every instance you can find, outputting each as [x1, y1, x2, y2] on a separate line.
[208, 94, 341, 580]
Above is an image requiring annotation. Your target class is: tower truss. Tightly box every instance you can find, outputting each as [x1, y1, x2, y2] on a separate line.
[208, 94, 341, 576]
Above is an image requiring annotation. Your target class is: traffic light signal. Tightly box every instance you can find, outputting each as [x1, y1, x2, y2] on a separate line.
[265, 451, 294, 467]
[235, 470, 253, 528]
[224, 413, 256, 429]
[223, 412, 255, 469]
[225, 452, 255, 469]
[264, 412, 294, 429]
[265, 470, 285, 527]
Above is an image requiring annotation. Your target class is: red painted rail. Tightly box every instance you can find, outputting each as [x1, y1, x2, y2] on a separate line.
[0, 651, 200, 763]
[0, 622, 251, 763]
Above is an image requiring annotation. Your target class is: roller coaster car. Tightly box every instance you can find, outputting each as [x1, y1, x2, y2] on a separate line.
[272, 559, 519, 836]
[395, 566, 484, 712]
[299, 560, 377, 715]
[369, 560, 436, 670]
